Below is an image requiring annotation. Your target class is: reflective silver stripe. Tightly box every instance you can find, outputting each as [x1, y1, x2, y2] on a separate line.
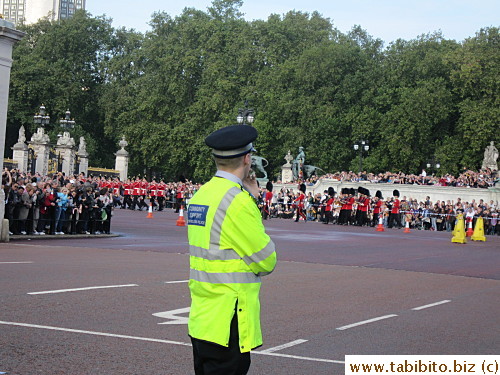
[241, 240, 276, 266]
[210, 186, 243, 246]
[189, 245, 240, 261]
[190, 269, 261, 284]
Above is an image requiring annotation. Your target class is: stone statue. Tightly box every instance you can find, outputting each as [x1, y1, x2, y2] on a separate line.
[17, 125, 26, 144]
[482, 141, 498, 171]
[78, 136, 87, 153]
[284, 150, 293, 167]
[251, 155, 269, 179]
[31, 127, 50, 144]
[292, 147, 305, 179]
[57, 131, 75, 147]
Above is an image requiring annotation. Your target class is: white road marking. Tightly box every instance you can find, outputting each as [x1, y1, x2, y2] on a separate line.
[0, 261, 33, 264]
[164, 280, 189, 284]
[254, 351, 344, 364]
[0, 321, 344, 364]
[258, 339, 308, 353]
[0, 321, 191, 346]
[153, 307, 190, 325]
[27, 284, 138, 295]
[411, 300, 451, 311]
[336, 314, 398, 331]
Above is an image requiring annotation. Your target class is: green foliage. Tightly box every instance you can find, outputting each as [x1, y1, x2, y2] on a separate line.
[6, 1, 499, 180]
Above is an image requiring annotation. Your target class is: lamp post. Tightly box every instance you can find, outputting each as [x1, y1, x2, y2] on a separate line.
[426, 159, 441, 175]
[236, 100, 254, 125]
[59, 109, 76, 130]
[33, 104, 50, 127]
[353, 140, 369, 175]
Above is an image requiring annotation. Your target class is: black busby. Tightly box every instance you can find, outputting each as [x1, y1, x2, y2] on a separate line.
[299, 183, 306, 193]
[341, 188, 347, 195]
[393, 189, 400, 198]
[358, 187, 365, 196]
[266, 181, 273, 191]
[375, 190, 383, 199]
[365, 188, 370, 197]
[328, 187, 335, 197]
[350, 188, 356, 196]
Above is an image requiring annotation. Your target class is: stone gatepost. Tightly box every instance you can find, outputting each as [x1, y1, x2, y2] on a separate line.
[0, 18, 24, 242]
[281, 150, 294, 183]
[114, 136, 129, 181]
[55, 131, 76, 176]
[12, 125, 28, 172]
[29, 127, 51, 176]
[77, 136, 89, 176]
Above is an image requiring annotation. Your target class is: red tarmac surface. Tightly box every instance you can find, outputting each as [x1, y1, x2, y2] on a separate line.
[1, 209, 499, 374]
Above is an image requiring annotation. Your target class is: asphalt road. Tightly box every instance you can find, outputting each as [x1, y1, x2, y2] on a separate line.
[1, 209, 499, 375]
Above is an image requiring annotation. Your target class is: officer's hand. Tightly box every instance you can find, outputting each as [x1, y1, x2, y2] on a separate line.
[243, 170, 259, 198]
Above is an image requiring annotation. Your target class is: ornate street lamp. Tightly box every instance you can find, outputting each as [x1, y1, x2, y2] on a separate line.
[236, 100, 254, 125]
[353, 140, 369, 175]
[59, 109, 76, 129]
[33, 104, 50, 127]
[426, 159, 441, 174]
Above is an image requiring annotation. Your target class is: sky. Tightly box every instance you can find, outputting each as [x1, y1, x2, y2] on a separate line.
[86, 0, 499, 44]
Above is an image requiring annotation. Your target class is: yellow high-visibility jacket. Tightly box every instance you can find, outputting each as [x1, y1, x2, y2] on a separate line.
[187, 175, 277, 352]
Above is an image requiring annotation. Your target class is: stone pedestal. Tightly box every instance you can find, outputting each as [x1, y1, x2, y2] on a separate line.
[29, 127, 51, 176]
[56, 131, 76, 176]
[114, 136, 129, 181]
[12, 141, 28, 172]
[0, 19, 24, 242]
[281, 165, 293, 183]
[77, 136, 89, 176]
[56, 146, 76, 176]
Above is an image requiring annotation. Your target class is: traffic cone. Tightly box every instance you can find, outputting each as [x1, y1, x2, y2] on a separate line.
[471, 217, 486, 242]
[451, 214, 467, 244]
[146, 203, 153, 219]
[176, 205, 186, 227]
[465, 219, 474, 237]
[376, 215, 385, 232]
[403, 220, 411, 233]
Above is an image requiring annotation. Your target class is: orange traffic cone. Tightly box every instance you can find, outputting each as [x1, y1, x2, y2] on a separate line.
[465, 219, 474, 237]
[403, 219, 411, 233]
[376, 215, 385, 232]
[146, 203, 153, 219]
[176, 205, 186, 227]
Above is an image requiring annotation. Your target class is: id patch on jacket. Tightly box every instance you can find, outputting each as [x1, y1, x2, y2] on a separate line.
[188, 204, 209, 226]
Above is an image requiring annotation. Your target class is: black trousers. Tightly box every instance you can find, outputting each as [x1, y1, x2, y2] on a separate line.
[190, 312, 250, 375]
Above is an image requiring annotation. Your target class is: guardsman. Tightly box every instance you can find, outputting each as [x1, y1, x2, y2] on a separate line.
[122, 178, 132, 209]
[389, 189, 401, 228]
[372, 190, 383, 226]
[175, 183, 184, 213]
[157, 179, 166, 211]
[149, 179, 158, 209]
[187, 124, 277, 375]
[294, 183, 307, 222]
[263, 181, 273, 220]
[132, 177, 142, 210]
[323, 187, 335, 224]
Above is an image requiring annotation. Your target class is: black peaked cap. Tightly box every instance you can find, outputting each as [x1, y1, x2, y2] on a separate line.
[205, 125, 258, 158]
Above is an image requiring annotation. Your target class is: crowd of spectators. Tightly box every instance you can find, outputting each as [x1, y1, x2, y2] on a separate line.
[3, 166, 499, 237]
[257, 187, 500, 236]
[291, 168, 498, 188]
[3, 169, 115, 236]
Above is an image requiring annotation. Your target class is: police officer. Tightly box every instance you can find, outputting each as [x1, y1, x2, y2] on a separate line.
[187, 125, 277, 375]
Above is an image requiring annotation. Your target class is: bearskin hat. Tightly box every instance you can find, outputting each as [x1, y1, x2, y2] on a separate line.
[299, 183, 306, 193]
[328, 187, 335, 197]
[393, 189, 400, 197]
[375, 190, 383, 199]
[364, 188, 370, 197]
[266, 181, 273, 191]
